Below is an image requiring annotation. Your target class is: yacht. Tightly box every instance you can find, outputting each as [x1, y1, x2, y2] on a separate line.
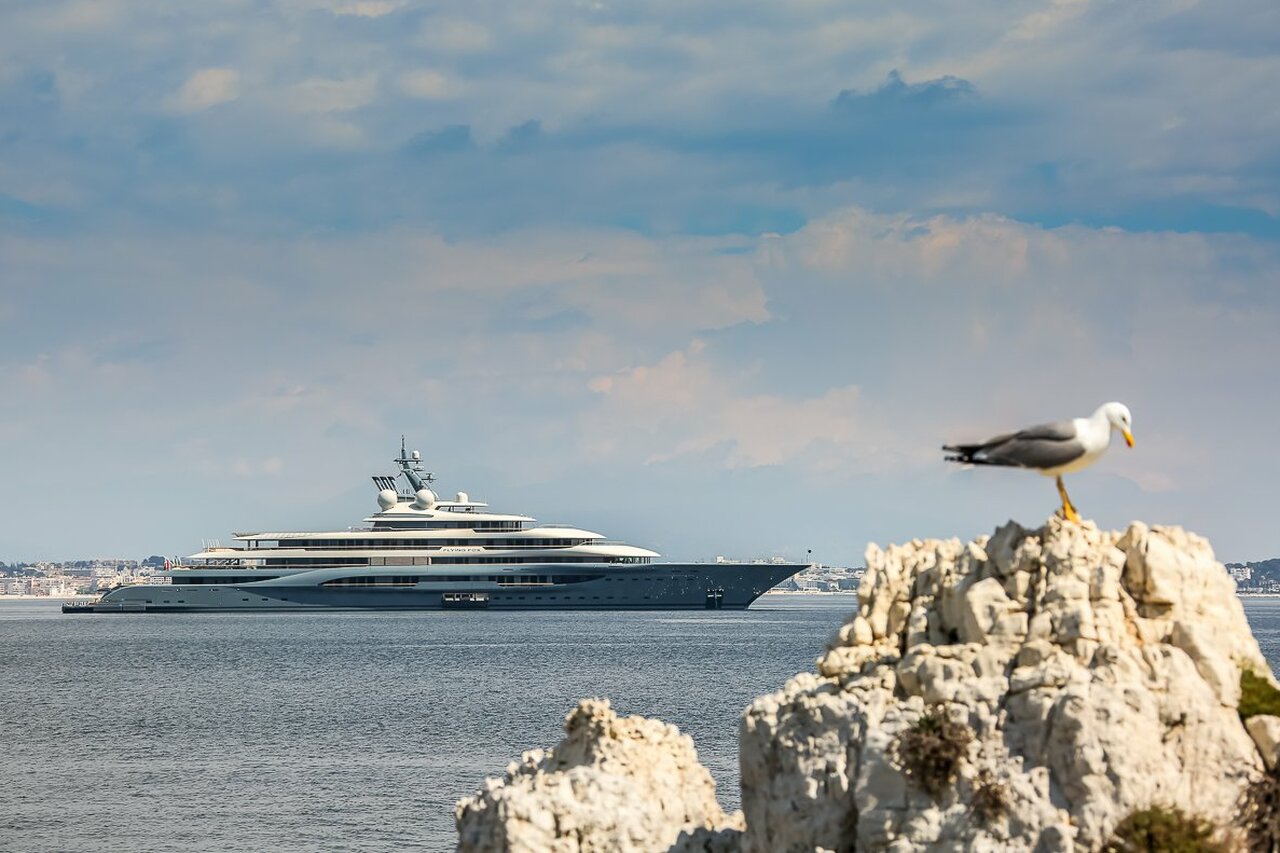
[65, 441, 808, 613]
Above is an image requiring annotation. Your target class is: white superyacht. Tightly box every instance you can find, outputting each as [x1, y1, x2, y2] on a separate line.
[66, 441, 807, 613]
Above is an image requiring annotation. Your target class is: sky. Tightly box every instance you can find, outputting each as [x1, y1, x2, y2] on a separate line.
[1, 0, 1278, 564]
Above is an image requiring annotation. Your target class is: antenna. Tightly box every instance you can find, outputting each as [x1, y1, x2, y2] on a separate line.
[391, 434, 435, 494]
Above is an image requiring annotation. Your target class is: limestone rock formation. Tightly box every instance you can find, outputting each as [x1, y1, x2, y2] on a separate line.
[741, 518, 1271, 851]
[455, 697, 742, 853]
[1247, 715, 1280, 770]
[457, 519, 1276, 852]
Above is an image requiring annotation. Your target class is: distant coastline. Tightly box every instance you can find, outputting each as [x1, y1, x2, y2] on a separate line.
[0, 594, 96, 601]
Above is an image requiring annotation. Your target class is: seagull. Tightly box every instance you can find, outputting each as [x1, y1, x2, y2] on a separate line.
[943, 402, 1135, 523]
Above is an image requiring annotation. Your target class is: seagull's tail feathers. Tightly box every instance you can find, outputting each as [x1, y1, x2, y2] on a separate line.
[942, 442, 980, 463]
[942, 443, 1005, 466]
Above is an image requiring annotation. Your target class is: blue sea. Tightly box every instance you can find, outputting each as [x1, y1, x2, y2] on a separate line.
[4, 595, 1280, 853]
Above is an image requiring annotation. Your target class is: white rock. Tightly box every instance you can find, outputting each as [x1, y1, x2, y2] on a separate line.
[458, 519, 1273, 853]
[455, 698, 740, 852]
[1247, 715, 1280, 770]
[959, 577, 1020, 644]
[741, 518, 1268, 851]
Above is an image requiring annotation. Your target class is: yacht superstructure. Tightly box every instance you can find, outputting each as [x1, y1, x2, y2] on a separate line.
[66, 442, 807, 613]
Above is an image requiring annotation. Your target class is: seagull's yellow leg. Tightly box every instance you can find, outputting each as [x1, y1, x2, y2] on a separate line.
[1055, 476, 1081, 523]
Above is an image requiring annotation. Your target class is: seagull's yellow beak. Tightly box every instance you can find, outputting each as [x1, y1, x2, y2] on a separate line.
[1122, 429, 1134, 448]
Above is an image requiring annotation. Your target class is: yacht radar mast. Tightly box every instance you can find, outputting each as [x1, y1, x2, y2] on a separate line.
[396, 435, 435, 494]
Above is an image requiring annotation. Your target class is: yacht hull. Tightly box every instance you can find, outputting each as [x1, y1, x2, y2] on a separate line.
[69, 563, 807, 613]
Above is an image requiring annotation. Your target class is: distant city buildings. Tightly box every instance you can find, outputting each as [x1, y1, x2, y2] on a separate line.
[1227, 561, 1280, 593]
[706, 555, 864, 592]
[0, 558, 171, 597]
[772, 564, 865, 593]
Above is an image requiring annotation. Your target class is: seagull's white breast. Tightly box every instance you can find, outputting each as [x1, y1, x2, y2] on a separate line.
[1044, 415, 1112, 476]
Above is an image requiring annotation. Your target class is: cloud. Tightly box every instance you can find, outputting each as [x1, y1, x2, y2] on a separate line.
[169, 68, 239, 113]
[584, 341, 885, 471]
[1010, 0, 1090, 41]
[833, 69, 976, 110]
[418, 18, 492, 53]
[399, 69, 459, 100]
[3, 2, 1276, 237]
[272, 0, 405, 17]
[287, 75, 378, 113]
[331, 1, 402, 17]
[405, 124, 474, 155]
[1, 0, 1279, 562]
[30, 1, 121, 33]
[230, 456, 285, 478]
[0, 208, 1279, 560]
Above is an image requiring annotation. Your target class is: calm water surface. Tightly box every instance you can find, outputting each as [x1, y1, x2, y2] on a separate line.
[0, 595, 855, 852]
[6, 596, 1280, 853]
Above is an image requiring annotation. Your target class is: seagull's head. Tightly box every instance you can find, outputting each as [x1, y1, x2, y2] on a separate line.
[1099, 401, 1135, 448]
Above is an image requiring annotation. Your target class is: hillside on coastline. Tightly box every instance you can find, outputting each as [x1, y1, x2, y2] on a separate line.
[456, 518, 1280, 851]
[1228, 558, 1280, 592]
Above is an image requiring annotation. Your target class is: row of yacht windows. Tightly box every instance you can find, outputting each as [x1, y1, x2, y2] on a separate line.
[320, 574, 604, 587]
[258, 556, 650, 567]
[172, 571, 688, 588]
[175, 576, 280, 585]
[264, 537, 590, 549]
[261, 558, 369, 567]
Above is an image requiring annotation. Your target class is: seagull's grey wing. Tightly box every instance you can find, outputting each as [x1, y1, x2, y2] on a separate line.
[1008, 420, 1078, 442]
[980, 420, 1085, 470]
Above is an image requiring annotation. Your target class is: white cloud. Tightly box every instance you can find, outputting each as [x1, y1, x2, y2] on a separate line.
[399, 69, 458, 100]
[1, 207, 1279, 557]
[770, 208, 1046, 283]
[1010, 0, 1091, 41]
[583, 341, 891, 471]
[33, 1, 120, 32]
[170, 67, 239, 113]
[273, 0, 404, 16]
[332, 1, 401, 17]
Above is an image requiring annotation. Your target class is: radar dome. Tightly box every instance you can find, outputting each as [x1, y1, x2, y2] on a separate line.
[376, 489, 398, 510]
[455, 491, 469, 503]
[414, 488, 437, 509]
